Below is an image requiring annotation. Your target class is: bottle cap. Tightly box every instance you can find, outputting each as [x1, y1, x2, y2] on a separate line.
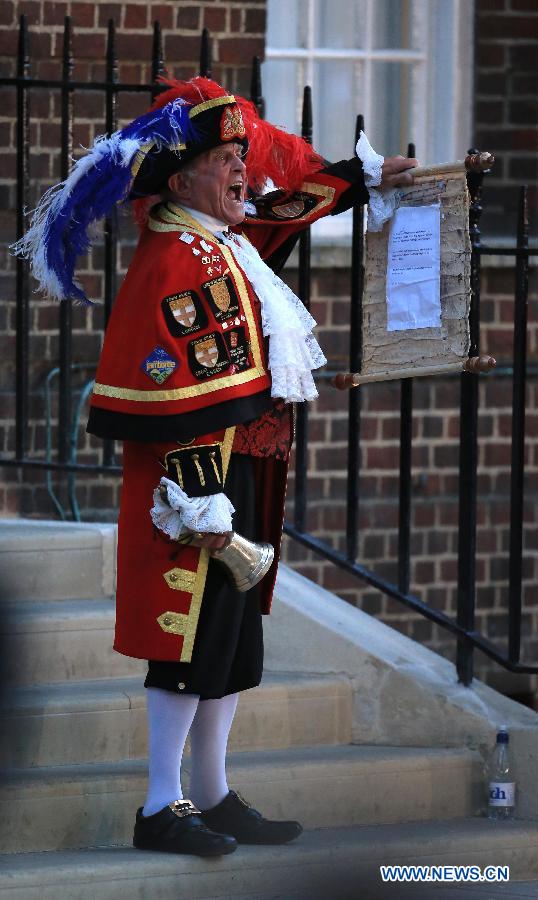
[497, 727, 509, 743]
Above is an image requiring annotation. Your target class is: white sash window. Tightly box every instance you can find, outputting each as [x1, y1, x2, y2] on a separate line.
[264, 0, 473, 172]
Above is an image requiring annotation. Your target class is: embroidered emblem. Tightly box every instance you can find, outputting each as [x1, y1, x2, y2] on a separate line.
[179, 232, 195, 244]
[220, 104, 246, 141]
[224, 325, 251, 372]
[141, 346, 178, 385]
[195, 336, 219, 368]
[188, 331, 230, 380]
[254, 191, 317, 222]
[201, 275, 240, 321]
[200, 240, 214, 253]
[272, 200, 306, 219]
[161, 290, 208, 337]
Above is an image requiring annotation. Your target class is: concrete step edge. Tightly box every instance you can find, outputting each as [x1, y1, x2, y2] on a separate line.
[0, 520, 117, 602]
[2, 671, 353, 716]
[0, 746, 485, 853]
[0, 819, 537, 898]
[0, 599, 115, 631]
[0, 520, 114, 552]
[1, 743, 482, 794]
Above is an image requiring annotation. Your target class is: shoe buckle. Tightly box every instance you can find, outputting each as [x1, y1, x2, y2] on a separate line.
[169, 799, 200, 817]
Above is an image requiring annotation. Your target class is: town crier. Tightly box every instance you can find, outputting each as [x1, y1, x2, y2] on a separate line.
[14, 76, 416, 855]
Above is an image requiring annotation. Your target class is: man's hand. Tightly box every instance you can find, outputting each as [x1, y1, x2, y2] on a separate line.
[380, 155, 419, 190]
[193, 532, 230, 551]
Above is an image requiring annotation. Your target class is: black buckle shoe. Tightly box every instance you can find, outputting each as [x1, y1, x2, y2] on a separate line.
[133, 799, 237, 856]
[200, 791, 303, 845]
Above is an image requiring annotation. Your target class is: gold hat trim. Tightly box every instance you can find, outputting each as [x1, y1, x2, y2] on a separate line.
[188, 95, 236, 118]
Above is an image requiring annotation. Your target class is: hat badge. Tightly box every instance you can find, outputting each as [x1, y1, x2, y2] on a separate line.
[221, 105, 246, 141]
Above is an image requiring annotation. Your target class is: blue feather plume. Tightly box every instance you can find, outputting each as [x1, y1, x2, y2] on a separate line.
[12, 99, 197, 304]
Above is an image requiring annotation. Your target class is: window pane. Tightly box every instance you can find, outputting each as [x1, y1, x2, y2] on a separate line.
[369, 62, 413, 156]
[263, 60, 303, 139]
[372, 0, 413, 49]
[313, 61, 357, 161]
[314, 0, 365, 49]
[267, 0, 309, 48]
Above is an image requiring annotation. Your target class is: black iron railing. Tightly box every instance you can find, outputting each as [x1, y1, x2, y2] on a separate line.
[284, 164, 534, 684]
[0, 15, 535, 685]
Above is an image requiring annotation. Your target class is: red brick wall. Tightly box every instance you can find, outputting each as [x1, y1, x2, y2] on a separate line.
[0, 1, 266, 86]
[474, 0, 538, 236]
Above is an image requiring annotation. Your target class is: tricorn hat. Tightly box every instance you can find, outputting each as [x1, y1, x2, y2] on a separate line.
[12, 76, 324, 303]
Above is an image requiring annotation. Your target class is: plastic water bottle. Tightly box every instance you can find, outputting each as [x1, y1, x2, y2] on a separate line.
[485, 726, 516, 820]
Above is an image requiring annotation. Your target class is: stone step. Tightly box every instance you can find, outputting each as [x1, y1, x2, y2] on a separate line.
[0, 744, 482, 853]
[0, 520, 116, 602]
[0, 819, 537, 900]
[0, 673, 352, 768]
[1, 599, 145, 686]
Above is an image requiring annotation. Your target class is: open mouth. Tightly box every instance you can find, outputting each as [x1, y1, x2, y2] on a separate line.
[226, 181, 244, 203]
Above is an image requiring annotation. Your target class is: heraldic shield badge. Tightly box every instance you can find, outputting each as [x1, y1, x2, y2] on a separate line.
[161, 290, 208, 337]
[195, 335, 219, 368]
[188, 331, 230, 380]
[171, 294, 197, 327]
[202, 276, 240, 321]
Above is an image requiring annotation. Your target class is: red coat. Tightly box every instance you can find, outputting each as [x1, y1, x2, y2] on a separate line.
[88, 165, 368, 662]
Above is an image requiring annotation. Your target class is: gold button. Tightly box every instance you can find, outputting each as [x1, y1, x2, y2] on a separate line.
[178, 682, 186, 690]
[163, 616, 172, 626]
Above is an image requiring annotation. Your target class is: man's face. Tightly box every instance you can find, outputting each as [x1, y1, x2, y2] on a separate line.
[170, 143, 247, 226]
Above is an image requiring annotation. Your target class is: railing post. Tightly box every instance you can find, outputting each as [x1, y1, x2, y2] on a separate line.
[58, 16, 74, 465]
[293, 85, 313, 533]
[397, 141, 416, 592]
[250, 56, 265, 119]
[151, 21, 165, 98]
[456, 148, 483, 686]
[200, 28, 212, 78]
[15, 14, 30, 461]
[102, 20, 119, 468]
[508, 186, 529, 663]
[345, 114, 365, 562]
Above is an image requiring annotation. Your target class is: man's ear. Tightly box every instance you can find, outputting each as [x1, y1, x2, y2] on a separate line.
[168, 170, 190, 200]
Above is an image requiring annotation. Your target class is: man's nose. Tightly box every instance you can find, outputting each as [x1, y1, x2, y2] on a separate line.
[232, 155, 246, 174]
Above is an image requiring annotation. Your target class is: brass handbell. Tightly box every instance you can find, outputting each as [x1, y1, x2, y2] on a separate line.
[195, 531, 274, 591]
[157, 483, 274, 591]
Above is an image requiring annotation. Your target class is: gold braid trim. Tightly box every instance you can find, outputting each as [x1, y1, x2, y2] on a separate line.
[189, 95, 236, 117]
[158, 425, 236, 662]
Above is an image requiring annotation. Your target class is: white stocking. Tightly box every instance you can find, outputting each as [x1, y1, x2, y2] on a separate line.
[188, 693, 239, 811]
[142, 687, 200, 817]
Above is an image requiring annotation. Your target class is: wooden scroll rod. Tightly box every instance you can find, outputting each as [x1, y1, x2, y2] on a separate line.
[410, 152, 494, 179]
[332, 356, 497, 390]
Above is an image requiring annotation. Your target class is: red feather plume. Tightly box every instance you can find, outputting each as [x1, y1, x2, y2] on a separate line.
[153, 76, 325, 193]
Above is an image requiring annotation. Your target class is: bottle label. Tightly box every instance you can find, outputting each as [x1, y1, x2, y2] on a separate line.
[489, 782, 515, 806]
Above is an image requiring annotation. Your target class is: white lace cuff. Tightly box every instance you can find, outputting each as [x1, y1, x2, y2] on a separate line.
[355, 130, 398, 233]
[150, 477, 235, 541]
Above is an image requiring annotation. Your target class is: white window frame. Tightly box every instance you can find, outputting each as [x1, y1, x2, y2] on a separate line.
[264, 0, 474, 242]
